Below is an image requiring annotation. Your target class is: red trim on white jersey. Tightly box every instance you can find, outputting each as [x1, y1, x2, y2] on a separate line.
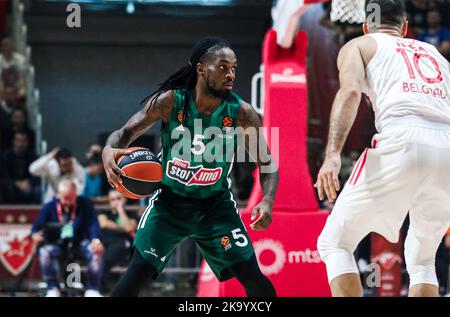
[352, 149, 368, 186]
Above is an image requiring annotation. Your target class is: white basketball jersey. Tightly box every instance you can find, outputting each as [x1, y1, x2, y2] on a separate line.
[365, 33, 450, 133]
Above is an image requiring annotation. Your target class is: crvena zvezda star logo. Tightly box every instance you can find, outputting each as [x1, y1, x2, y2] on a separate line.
[0, 225, 35, 276]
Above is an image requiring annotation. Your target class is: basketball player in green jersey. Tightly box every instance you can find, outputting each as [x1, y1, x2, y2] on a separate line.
[102, 38, 279, 297]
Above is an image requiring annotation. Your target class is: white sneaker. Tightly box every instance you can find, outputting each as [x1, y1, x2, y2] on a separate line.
[84, 289, 103, 297]
[45, 288, 61, 297]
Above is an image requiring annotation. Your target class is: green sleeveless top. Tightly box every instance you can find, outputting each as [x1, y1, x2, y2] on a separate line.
[159, 88, 242, 199]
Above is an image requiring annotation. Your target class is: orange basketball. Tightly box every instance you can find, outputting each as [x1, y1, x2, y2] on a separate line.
[116, 147, 163, 199]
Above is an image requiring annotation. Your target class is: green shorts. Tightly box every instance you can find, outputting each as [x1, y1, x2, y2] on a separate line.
[134, 186, 254, 282]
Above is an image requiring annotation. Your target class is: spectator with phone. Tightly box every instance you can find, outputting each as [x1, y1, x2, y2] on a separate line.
[98, 189, 138, 292]
[31, 178, 104, 297]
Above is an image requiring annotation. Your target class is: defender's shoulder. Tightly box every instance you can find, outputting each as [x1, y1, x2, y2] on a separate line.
[339, 35, 378, 67]
[341, 35, 377, 51]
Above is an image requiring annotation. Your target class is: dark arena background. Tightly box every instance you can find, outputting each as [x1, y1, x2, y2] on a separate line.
[0, 0, 449, 301]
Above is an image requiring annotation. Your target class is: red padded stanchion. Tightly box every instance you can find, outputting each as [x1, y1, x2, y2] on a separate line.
[246, 29, 317, 213]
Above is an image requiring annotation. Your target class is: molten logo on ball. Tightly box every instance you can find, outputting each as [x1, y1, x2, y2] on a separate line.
[129, 150, 154, 160]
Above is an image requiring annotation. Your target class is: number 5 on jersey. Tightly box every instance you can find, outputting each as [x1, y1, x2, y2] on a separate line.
[231, 228, 248, 247]
[191, 134, 205, 155]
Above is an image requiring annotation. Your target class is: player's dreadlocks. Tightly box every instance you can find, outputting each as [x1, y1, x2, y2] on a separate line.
[143, 37, 233, 122]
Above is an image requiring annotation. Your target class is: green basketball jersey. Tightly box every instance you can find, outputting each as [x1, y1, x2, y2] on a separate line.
[159, 88, 242, 199]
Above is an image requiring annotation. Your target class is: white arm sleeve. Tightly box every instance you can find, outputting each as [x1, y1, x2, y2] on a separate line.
[29, 152, 54, 176]
[272, 0, 305, 46]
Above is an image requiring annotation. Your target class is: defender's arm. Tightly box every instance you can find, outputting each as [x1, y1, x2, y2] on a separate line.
[316, 39, 366, 202]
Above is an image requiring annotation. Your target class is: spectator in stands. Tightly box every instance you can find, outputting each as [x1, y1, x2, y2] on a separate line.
[0, 67, 26, 108]
[405, 12, 417, 39]
[0, 86, 24, 127]
[82, 153, 108, 204]
[0, 37, 25, 74]
[418, 9, 450, 59]
[0, 65, 25, 103]
[406, 0, 431, 35]
[30, 178, 104, 297]
[85, 143, 103, 162]
[2, 107, 35, 152]
[98, 189, 138, 292]
[0, 85, 23, 114]
[29, 148, 85, 203]
[436, 0, 450, 29]
[0, 131, 38, 204]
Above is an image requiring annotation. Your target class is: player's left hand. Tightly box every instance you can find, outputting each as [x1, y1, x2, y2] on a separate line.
[315, 153, 341, 202]
[250, 198, 273, 231]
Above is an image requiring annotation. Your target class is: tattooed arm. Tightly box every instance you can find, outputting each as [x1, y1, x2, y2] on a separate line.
[102, 91, 174, 188]
[315, 38, 366, 202]
[237, 101, 279, 231]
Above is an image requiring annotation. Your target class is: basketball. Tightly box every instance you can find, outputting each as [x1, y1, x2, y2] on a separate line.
[115, 147, 163, 199]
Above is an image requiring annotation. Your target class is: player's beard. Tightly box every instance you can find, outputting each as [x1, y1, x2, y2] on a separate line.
[206, 81, 230, 100]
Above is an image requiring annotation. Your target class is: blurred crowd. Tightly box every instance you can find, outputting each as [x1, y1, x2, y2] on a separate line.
[321, 0, 450, 61]
[26, 142, 147, 296]
[0, 36, 35, 204]
[407, 0, 450, 61]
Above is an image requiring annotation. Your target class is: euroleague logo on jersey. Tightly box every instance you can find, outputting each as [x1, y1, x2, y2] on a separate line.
[222, 116, 233, 128]
[166, 158, 222, 186]
[220, 236, 232, 251]
[177, 111, 189, 123]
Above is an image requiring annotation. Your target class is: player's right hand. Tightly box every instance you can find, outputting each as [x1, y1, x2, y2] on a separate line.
[102, 146, 133, 189]
[315, 153, 341, 202]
